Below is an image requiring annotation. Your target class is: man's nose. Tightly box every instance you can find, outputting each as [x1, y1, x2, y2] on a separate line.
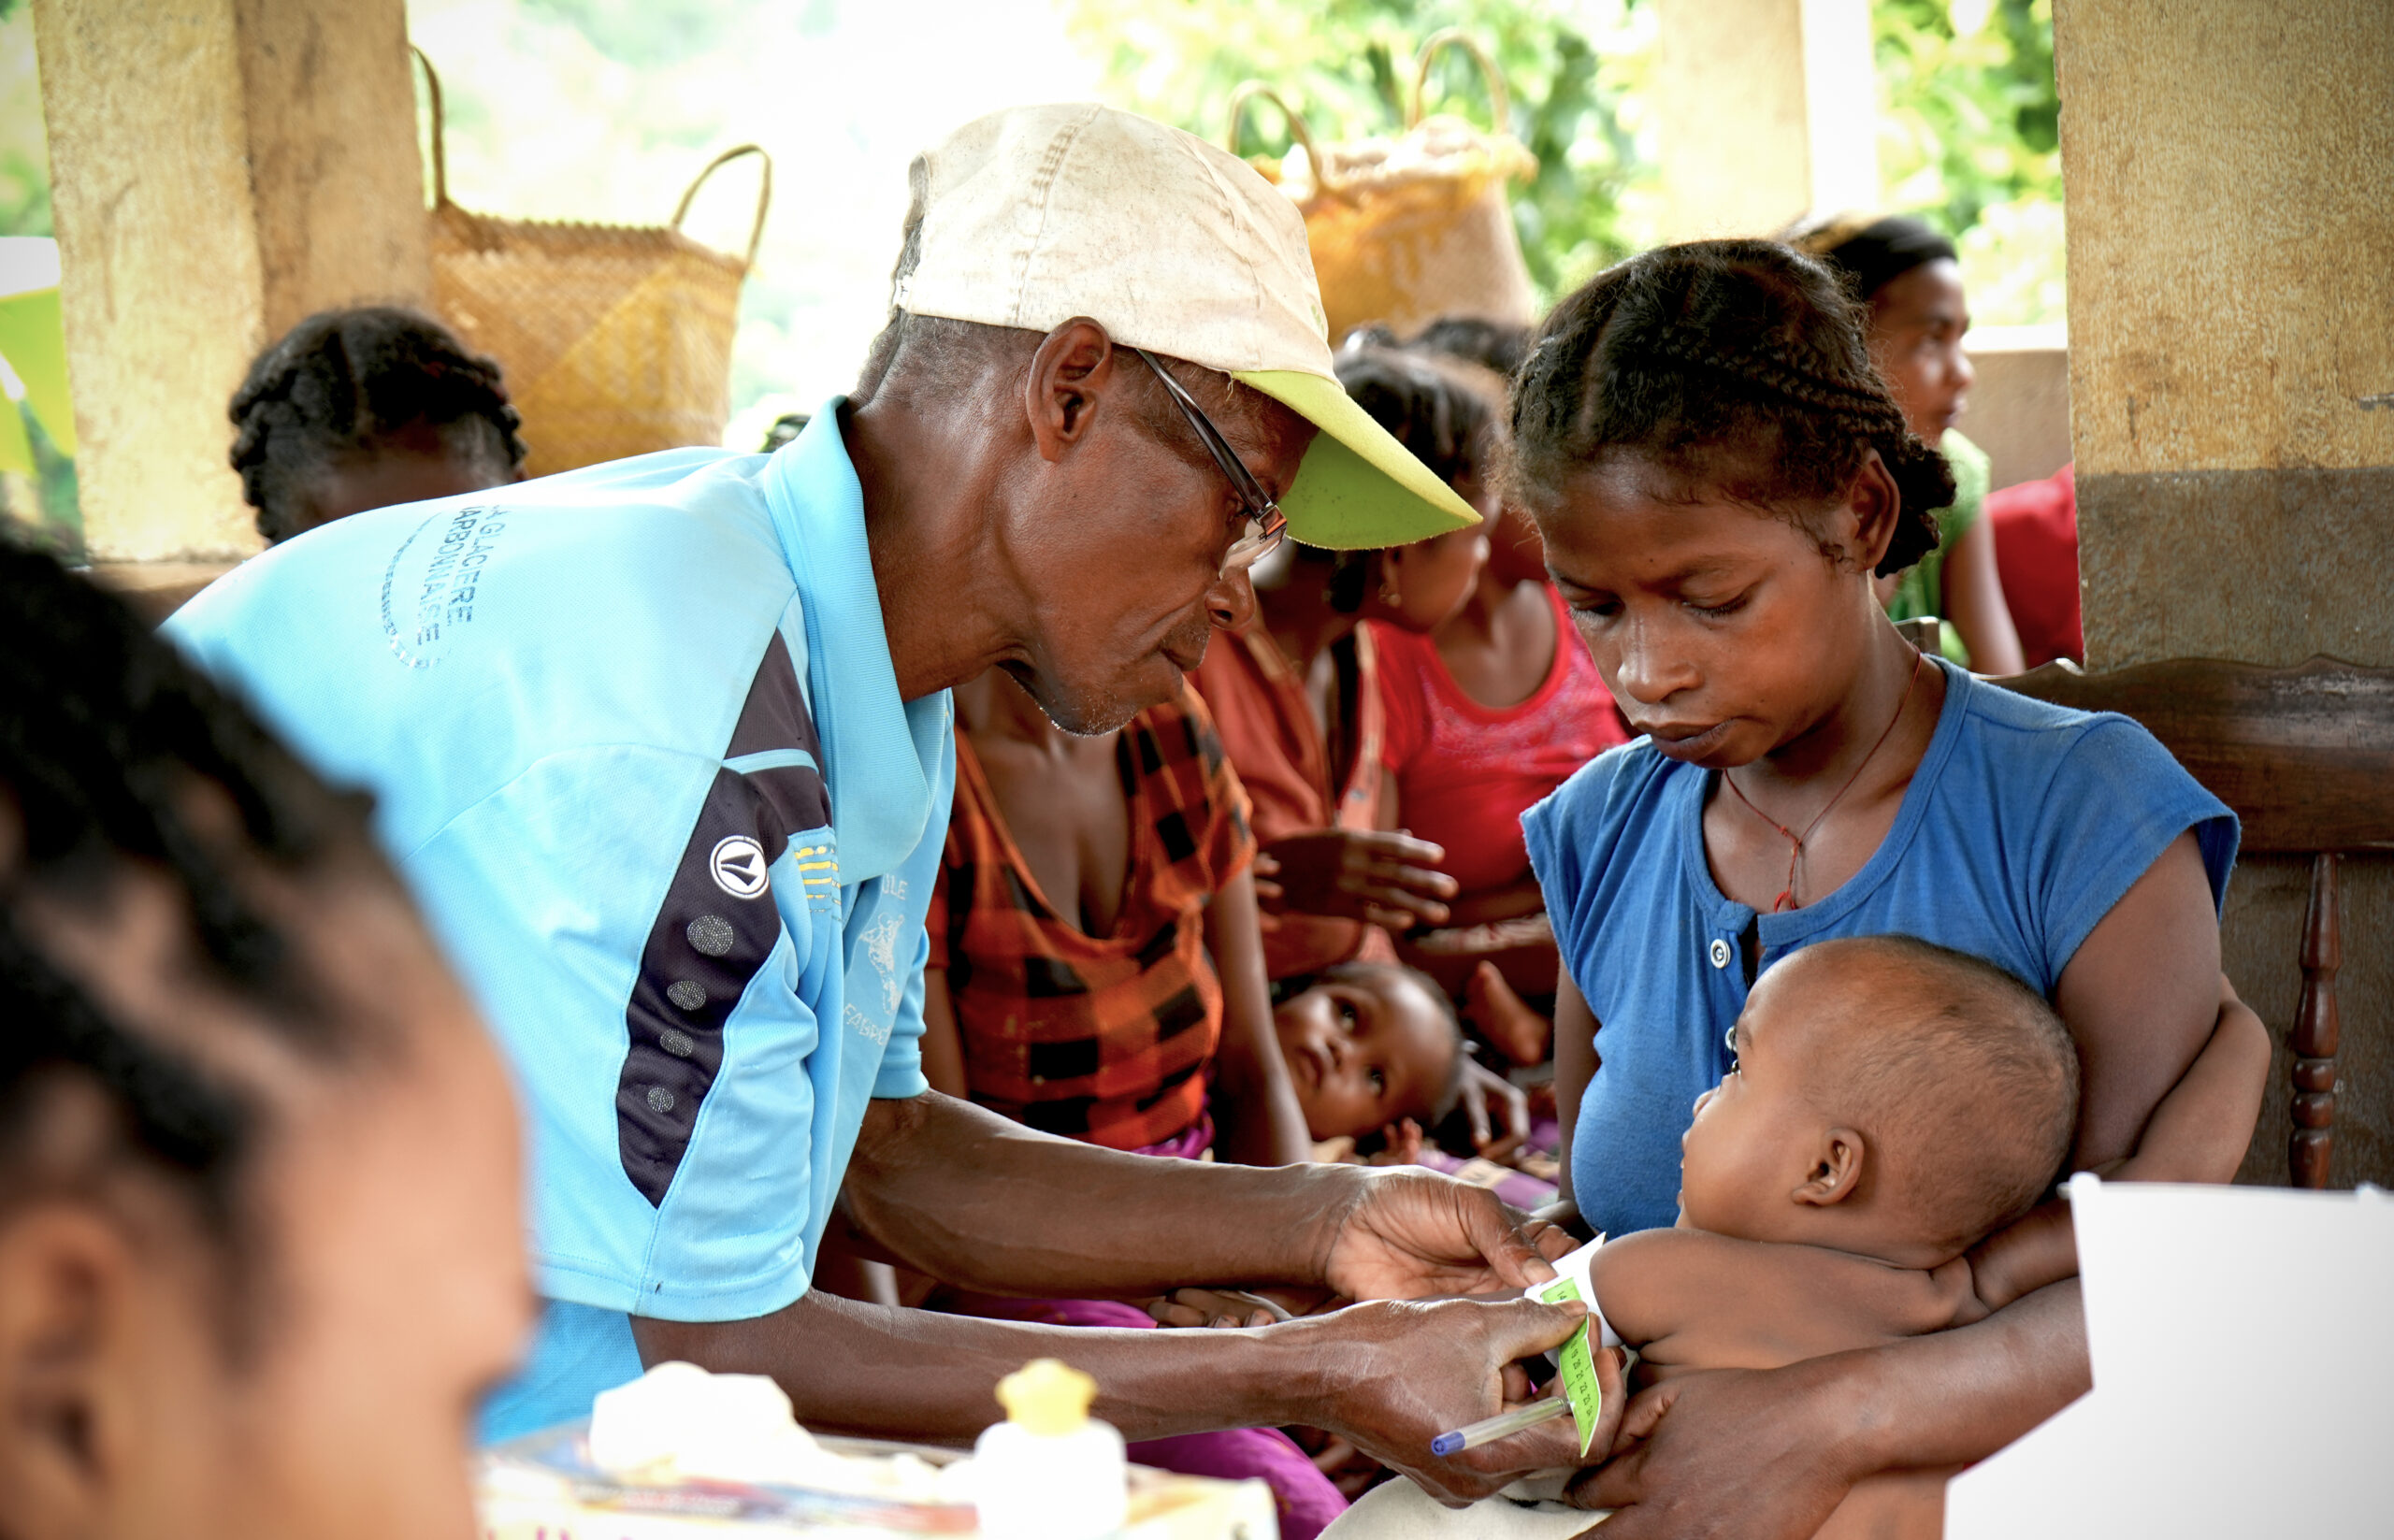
[1207, 568, 1258, 632]
[1953, 345, 1977, 395]
[1692, 1087, 1716, 1117]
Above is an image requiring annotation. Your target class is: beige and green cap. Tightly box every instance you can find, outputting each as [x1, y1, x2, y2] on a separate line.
[891, 103, 1479, 549]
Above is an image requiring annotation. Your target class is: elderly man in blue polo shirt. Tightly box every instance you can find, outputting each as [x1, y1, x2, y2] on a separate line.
[168, 104, 1604, 1502]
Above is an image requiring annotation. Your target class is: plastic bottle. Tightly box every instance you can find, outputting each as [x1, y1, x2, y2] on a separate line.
[970, 1358, 1128, 1540]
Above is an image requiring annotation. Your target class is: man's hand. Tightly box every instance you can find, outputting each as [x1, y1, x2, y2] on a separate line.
[1253, 830, 1456, 931]
[1306, 1298, 1624, 1504]
[1317, 1166, 1572, 1302]
[1566, 1360, 1870, 1538]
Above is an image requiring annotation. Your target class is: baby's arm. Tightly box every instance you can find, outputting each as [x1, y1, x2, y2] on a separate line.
[1965, 976, 2272, 1311]
[1587, 1229, 1974, 1373]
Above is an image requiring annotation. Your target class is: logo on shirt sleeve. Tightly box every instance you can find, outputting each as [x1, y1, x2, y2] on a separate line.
[709, 835, 772, 899]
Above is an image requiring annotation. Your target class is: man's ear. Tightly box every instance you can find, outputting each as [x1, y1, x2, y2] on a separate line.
[1792, 1127, 1868, 1207]
[1023, 317, 1121, 463]
[0, 1204, 149, 1538]
[1841, 450, 1905, 573]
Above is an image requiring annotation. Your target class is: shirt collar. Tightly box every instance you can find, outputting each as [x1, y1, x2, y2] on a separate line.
[760, 399, 952, 885]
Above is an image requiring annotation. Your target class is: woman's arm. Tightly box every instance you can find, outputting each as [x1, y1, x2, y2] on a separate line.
[1940, 515, 2026, 676]
[1966, 971, 2270, 1310]
[1204, 869, 1315, 1166]
[1575, 1279, 2091, 1539]
[919, 967, 969, 1101]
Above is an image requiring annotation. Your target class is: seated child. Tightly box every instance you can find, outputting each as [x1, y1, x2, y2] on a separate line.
[1316, 932, 2268, 1539]
[228, 306, 527, 544]
[1353, 338, 1628, 1064]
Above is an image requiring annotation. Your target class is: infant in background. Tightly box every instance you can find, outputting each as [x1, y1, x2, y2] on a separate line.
[1322, 932, 2263, 1539]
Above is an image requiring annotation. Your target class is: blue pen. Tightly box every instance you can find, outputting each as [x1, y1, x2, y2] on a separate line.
[1430, 1396, 1571, 1458]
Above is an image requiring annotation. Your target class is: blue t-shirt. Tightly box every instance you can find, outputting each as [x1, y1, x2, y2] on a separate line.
[166, 405, 955, 1440]
[1523, 659, 2238, 1241]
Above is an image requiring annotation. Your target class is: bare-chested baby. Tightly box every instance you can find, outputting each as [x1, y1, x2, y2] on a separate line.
[1315, 931, 2266, 1539]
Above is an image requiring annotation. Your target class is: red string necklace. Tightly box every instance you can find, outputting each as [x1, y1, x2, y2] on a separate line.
[1723, 648, 1927, 914]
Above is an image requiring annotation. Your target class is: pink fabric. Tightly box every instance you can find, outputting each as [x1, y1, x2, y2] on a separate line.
[1369, 586, 1630, 895]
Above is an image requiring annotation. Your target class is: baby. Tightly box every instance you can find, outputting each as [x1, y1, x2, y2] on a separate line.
[1318, 932, 2263, 1537]
[1588, 933, 2077, 1380]
[1274, 960, 1467, 1142]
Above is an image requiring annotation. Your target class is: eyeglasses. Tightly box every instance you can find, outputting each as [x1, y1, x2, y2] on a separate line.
[1132, 347, 1288, 578]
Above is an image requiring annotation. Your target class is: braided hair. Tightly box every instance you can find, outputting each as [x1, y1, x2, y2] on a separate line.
[229, 307, 527, 545]
[1, 540, 383, 1329]
[1507, 240, 1954, 578]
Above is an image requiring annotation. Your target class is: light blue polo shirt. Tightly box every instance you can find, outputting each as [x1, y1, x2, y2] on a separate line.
[166, 406, 953, 1440]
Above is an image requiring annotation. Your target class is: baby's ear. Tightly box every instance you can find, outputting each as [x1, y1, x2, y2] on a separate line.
[1792, 1127, 1867, 1207]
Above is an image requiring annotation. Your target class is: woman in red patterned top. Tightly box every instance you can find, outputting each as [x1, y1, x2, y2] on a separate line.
[920, 668, 1330, 1535]
[923, 669, 1308, 1162]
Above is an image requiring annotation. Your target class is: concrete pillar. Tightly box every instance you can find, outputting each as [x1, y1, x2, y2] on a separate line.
[1655, 0, 1881, 240]
[2055, 0, 2394, 1185]
[33, 0, 427, 563]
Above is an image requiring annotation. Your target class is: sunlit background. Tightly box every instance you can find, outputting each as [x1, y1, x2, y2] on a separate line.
[0, 0, 2062, 484]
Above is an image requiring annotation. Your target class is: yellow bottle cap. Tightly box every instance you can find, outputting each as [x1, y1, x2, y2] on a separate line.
[994, 1358, 1097, 1438]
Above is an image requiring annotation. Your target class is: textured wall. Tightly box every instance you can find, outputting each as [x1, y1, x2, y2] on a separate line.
[34, 0, 427, 562]
[1656, 0, 1879, 240]
[2055, 0, 2394, 1187]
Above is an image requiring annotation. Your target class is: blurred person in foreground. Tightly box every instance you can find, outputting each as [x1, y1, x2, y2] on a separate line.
[0, 541, 531, 1540]
[1789, 214, 2026, 675]
[163, 104, 1609, 1504]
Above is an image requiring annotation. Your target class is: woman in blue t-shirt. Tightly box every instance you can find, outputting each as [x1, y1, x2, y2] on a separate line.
[1508, 241, 2270, 1534]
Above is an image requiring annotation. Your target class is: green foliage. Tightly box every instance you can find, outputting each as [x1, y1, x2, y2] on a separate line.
[1876, 0, 2066, 324]
[1060, 0, 1660, 308]
[0, 2, 50, 237]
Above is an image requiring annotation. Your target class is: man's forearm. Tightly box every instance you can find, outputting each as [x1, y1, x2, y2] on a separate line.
[844, 1092, 1360, 1297]
[634, 1291, 1310, 1446]
[1835, 1278, 2089, 1474]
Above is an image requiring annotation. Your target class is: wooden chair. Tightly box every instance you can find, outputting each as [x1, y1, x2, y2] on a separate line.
[1995, 655, 2394, 1187]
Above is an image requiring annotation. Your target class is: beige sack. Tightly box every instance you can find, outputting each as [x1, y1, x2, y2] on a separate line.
[1232, 32, 1538, 344]
[416, 49, 771, 476]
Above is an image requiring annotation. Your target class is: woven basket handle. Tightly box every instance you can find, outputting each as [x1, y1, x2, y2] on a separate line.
[411, 45, 453, 209]
[1225, 82, 1334, 196]
[1407, 29, 1510, 134]
[671, 145, 773, 269]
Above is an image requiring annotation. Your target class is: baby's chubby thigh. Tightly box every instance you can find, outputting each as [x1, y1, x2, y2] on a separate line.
[1320, 1474, 1605, 1539]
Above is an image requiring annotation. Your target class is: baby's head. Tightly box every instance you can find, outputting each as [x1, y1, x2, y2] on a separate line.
[1273, 961, 1464, 1141]
[1679, 935, 2078, 1266]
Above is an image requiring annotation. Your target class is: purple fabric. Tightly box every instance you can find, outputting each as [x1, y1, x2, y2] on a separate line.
[938, 1112, 1346, 1540]
[942, 1292, 1345, 1540]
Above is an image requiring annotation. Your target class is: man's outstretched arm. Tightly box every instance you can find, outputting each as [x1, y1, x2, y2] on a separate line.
[834, 1091, 1563, 1303]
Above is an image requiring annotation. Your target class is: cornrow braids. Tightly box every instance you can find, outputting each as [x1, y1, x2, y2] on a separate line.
[228, 307, 528, 545]
[1508, 239, 1954, 578]
[1, 540, 384, 1327]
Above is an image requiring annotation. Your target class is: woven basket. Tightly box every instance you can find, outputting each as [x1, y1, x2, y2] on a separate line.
[1231, 32, 1537, 344]
[415, 50, 772, 476]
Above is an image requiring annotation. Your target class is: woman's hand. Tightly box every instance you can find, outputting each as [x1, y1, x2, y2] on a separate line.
[1253, 830, 1456, 931]
[1566, 1360, 1875, 1538]
[1146, 1286, 1309, 1329]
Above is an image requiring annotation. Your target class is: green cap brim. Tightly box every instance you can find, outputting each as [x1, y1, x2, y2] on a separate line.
[1232, 368, 1481, 550]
